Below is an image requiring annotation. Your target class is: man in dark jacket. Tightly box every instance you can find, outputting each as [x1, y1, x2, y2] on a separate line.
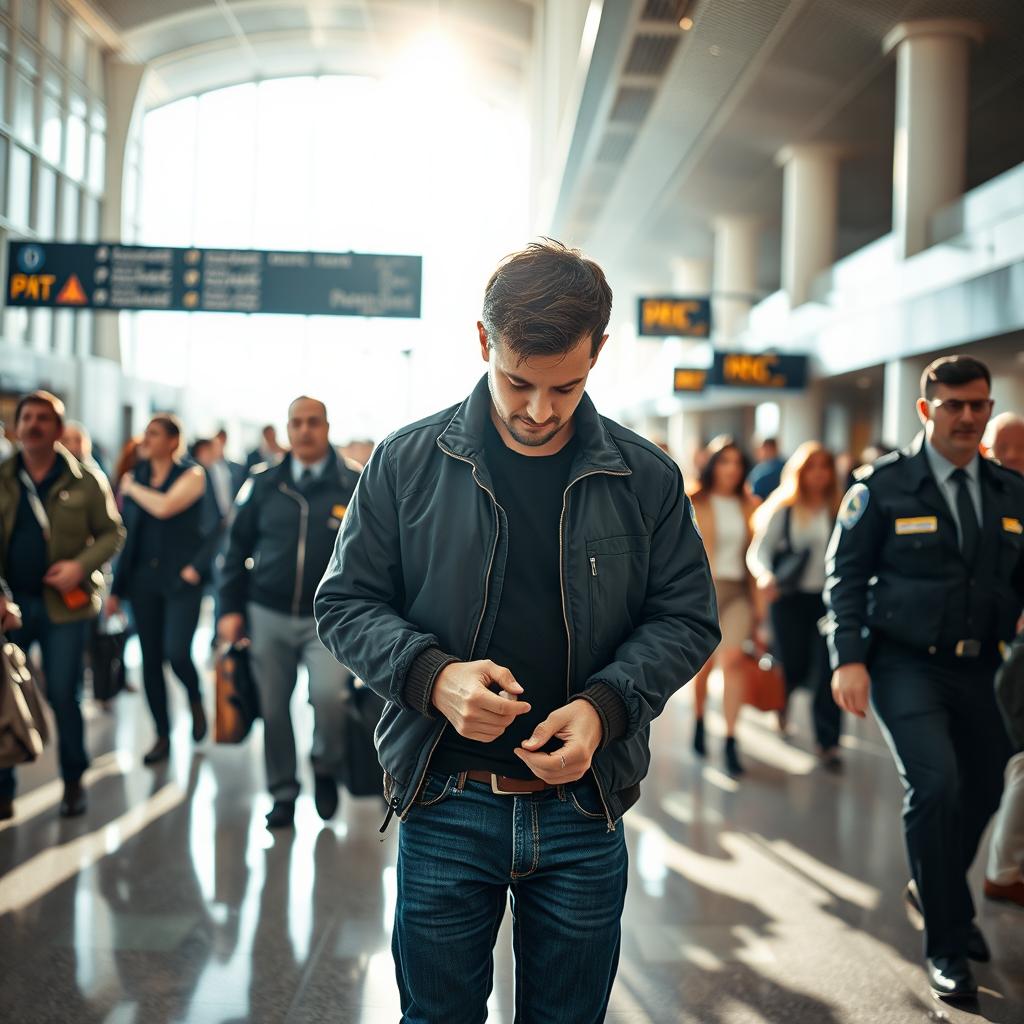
[219, 397, 361, 830]
[315, 241, 720, 1023]
[826, 356, 1024, 1000]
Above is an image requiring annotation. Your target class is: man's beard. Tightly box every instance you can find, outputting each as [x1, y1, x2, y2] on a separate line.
[501, 413, 567, 448]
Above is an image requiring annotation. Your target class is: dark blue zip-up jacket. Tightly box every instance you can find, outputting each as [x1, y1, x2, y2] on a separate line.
[314, 375, 720, 828]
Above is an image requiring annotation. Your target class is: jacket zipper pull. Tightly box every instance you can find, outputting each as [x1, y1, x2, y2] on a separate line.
[379, 801, 398, 837]
[590, 556, 598, 577]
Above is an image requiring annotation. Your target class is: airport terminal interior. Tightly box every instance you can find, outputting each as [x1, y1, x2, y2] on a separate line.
[2, 0, 1024, 1022]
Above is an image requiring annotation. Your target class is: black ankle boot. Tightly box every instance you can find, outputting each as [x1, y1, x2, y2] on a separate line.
[190, 699, 208, 743]
[725, 736, 745, 777]
[693, 718, 707, 757]
[143, 737, 171, 765]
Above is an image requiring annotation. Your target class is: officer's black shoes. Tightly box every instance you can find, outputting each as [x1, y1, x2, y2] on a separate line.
[143, 737, 171, 765]
[818, 747, 844, 773]
[927, 956, 977, 1001]
[266, 800, 295, 830]
[190, 699, 208, 743]
[966, 923, 991, 963]
[724, 736, 745, 777]
[314, 773, 340, 821]
[692, 718, 707, 758]
[59, 780, 87, 818]
[0, 797, 13, 821]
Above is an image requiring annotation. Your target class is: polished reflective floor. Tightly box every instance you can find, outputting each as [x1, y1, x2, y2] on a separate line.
[1, 615, 1022, 1024]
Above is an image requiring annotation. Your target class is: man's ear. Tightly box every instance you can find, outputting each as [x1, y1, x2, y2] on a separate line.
[478, 322, 490, 363]
[590, 334, 609, 368]
[916, 396, 931, 427]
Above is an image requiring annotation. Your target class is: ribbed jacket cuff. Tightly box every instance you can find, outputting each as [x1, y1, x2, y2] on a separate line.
[403, 646, 458, 718]
[832, 632, 869, 670]
[572, 683, 629, 748]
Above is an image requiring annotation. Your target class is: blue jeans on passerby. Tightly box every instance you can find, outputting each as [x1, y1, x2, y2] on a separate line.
[393, 771, 629, 1024]
[0, 594, 89, 800]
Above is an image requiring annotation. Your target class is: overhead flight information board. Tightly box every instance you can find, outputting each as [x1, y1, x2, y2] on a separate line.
[5, 242, 422, 318]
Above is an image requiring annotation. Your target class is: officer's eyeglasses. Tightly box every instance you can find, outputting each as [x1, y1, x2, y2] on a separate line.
[928, 398, 994, 416]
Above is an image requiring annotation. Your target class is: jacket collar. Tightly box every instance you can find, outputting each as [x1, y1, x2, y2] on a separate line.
[899, 431, 1006, 496]
[436, 374, 630, 478]
[0, 443, 82, 483]
[274, 447, 344, 488]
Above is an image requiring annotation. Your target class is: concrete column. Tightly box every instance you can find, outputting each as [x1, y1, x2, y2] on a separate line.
[991, 371, 1024, 420]
[883, 19, 984, 258]
[777, 384, 824, 456]
[776, 144, 841, 307]
[712, 216, 759, 341]
[95, 61, 147, 363]
[670, 257, 712, 295]
[883, 355, 930, 448]
[668, 408, 704, 478]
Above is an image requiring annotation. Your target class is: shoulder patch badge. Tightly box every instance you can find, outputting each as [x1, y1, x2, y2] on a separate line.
[689, 498, 702, 539]
[838, 483, 870, 530]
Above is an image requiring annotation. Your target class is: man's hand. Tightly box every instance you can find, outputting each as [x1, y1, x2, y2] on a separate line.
[514, 700, 603, 785]
[43, 560, 85, 594]
[0, 596, 23, 632]
[218, 613, 245, 645]
[431, 660, 531, 741]
[104, 595, 120, 618]
[180, 565, 201, 586]
[832, 663, 871, 718]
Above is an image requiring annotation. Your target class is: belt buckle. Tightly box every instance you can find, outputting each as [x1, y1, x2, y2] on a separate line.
[489, 774, 519, 796]
[954, 639, 981, 658]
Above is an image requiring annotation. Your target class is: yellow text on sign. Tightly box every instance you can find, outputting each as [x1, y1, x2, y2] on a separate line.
[721, 354, 788, 387]
[9, 274, 57, 301]
[674, 369, 707, 392]
[642, 300, 708, 336]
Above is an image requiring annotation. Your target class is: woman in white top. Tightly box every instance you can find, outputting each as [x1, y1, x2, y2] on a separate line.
[690, 436, 758, 777]
[747, 442, 843, 768]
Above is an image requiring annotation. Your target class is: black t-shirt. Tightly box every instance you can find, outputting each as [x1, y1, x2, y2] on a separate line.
[6, 454, 63, 598]
[433, 416, 579, 779]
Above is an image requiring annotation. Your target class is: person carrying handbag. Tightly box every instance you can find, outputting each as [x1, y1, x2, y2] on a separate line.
[747, 442, 844, 770]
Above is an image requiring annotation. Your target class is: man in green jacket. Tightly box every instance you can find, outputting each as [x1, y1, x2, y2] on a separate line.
[0, 391, 125, 820]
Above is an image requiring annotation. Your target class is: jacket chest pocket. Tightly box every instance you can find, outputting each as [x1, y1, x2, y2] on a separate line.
[586, 535, 650, 655]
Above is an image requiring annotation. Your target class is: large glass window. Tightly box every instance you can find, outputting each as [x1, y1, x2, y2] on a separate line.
[66, 90, 87, 180]
[34, 162, 55, 234]
[136, 70, 531, 439]
[9, 144, 32, 226]
[59, 176, 79, 238]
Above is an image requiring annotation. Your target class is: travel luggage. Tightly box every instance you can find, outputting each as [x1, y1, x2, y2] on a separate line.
[91, 614, 129, 701]
[0, 632, 50, 768]
[742, 646, 787, 712]
[214, 641, 261, 743]
[340, 677, 385, 797]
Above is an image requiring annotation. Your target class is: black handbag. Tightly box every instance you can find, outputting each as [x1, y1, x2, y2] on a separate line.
[0, 631, 50, 768]
[340, 678, 386, 797]
[91, 615, 128, 702]
[771, 506, 811, 593]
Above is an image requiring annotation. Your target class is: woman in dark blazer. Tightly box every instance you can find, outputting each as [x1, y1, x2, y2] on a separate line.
[108, 415, 212, 765]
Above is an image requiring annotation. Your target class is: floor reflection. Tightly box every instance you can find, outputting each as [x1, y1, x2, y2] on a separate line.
[0, 639, 1021, 1023]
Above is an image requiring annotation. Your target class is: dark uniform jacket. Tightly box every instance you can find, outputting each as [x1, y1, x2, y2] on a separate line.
[221, 450, 360, 619]
[314, 374, 721, 829]
[825, 433, 1024, 669]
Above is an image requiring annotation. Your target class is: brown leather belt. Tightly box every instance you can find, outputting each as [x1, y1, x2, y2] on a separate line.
[464, 770, 555, 795]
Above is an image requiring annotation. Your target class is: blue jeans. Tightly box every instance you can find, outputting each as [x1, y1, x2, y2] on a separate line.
[0, 594, 89, 799]
[393, 771, 628, 1024]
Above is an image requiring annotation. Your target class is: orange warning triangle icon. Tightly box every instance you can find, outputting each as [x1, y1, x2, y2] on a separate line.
[56, 274, 88, 306]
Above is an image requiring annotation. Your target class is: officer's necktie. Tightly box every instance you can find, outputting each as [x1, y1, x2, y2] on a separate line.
[298, 467, 314, 492]
[951, 468, 980, 563]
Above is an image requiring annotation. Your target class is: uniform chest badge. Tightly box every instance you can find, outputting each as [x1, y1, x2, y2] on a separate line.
[1003, 516, 1023, 535]
[838, 483, 869, 529]
[895, 516, 938, 535]
[331, 504, 348, 519]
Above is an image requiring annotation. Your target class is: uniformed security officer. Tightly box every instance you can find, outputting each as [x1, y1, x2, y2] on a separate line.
[825, 354, 1024, 1002]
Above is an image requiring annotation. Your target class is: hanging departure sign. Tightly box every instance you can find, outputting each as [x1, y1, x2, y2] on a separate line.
[637, 296, 711, 337]
[673, 368, 709, 393]
[5, 241, 423, 318]
[710, 351, 808, 390]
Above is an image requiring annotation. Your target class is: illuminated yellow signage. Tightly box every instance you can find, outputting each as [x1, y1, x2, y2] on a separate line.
[9, 274, 57, 301]
[637, 296, 711, 337]
[673, 368, 708, 392]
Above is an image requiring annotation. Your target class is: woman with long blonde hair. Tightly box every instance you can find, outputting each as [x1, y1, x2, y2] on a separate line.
[747, 441, 844, 768]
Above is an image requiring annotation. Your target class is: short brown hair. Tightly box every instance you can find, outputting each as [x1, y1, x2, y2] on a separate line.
[921, 355, 990, 400]
[16, 390, 65, 427]
[482, 239, 612, 361]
